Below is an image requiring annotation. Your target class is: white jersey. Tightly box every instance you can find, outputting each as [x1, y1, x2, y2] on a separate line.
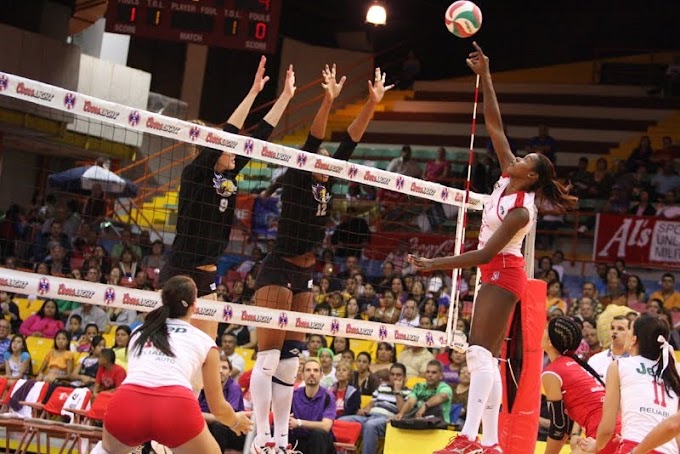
[124, 318, 217, 394]
[587, 349, 629, 381]
[618, 356, 679, 454]
[478, 175, 536, 257]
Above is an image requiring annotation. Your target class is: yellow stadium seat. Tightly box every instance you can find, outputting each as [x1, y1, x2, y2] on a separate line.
[360, 394, 372, 409]
[15, 298, 43, 322]
[351, 339, 375, 358]
[406, 376, 425, 389]
[26, 337, 54, 372]
[395, 343, 406, 358]
[675, 350, 680, 363]
[102, 332, 115, 348]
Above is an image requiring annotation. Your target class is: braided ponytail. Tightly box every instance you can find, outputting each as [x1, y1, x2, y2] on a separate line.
[548, 316, 605, 386]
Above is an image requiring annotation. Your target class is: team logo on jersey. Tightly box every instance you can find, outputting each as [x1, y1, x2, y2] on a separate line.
[491, 271, 500, 281]
[379, 325, 388, 341]
[297, 153, 308, 168]
[244, 138, 254, 155]
[104, 287, 116, 305]
[425, 331, 435, 347]
[312, 184, 331, 204]
[128, 110, 141, 127]
[64, 93, 76, 110]
[330, 318, 340, 335]
[223, 305, 233, 322]
[38, 277, 50, 295]
[396, 176, 405, 190]
[441, 187, 450, 201]
[0, 75, 8, 92]
[213, 174, 237, 198]
[278, 312, 288, 328]
[189, 126, 201, 141]
[348, 164, 358, 179]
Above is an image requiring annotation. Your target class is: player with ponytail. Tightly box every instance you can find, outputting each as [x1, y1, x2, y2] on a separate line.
[411, 42, 577, 454]
[541, 316, 620, 454]
[580, 314, 680, 454]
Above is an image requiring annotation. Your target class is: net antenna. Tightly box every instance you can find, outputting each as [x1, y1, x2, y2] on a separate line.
[446, 74, 481, 352]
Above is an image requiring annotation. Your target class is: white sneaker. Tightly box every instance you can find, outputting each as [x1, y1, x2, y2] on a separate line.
[250, 441, 277, 454]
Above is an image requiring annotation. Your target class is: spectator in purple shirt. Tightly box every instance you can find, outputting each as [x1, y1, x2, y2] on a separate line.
[288, 358, 336, 453]
[199, 357, 246, 452]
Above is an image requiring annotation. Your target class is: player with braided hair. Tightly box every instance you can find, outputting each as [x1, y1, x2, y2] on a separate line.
[541, 316, 621, 454]
[579, 314, 680, 454]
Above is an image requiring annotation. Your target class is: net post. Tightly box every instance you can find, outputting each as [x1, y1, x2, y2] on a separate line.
[523, 219, 537, 277]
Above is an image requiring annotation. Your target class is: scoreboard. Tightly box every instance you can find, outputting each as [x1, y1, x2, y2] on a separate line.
[105, 0, 281, 53]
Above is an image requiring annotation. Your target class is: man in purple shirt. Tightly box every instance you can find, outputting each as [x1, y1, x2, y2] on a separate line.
[288, 358, 336, 453]
[199, 358, 246, 451]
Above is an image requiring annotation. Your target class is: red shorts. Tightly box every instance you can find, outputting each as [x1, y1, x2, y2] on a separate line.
[479, 254, 527, 299]
[104, 384, 205, 448]
[617, 439, 663, 454]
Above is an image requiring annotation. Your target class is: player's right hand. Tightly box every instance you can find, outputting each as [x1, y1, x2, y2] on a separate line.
[407, 254, 433, 271]
[466, 41, 490, 77]
[321, 63, 346, 100]
[250, 55, 270, 94]
[229, 412, 253, 435]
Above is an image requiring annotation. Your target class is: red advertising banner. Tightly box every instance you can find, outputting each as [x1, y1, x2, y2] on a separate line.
[593, 213, 680, 267]
[366, 232, 461, 260]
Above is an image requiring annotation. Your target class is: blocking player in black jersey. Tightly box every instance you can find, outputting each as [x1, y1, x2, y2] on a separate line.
[249, 66, 392, 454]
[157, 57, 296, 304]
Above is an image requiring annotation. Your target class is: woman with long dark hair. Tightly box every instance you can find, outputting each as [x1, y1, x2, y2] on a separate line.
[95, 276, 251, 454]
[540, 317, 620, 454]
[579, 314, 680, 454]
[411, 42, 578, 454]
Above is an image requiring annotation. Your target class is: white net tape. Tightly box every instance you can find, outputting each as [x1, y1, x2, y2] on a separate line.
[0, 71, 494, 348]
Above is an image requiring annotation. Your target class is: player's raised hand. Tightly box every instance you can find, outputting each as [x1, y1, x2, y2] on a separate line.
[407, 254, 434, 271]
[282, 64, 296, 98]
[368, 67, 394, 104]
[466, 41, 490, 77]
[250, 55, 270, 94]
[321, 63, 346, 100]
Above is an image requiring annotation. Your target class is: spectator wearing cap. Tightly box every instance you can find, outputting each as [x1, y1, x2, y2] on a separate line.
[288, 359, 336, 454]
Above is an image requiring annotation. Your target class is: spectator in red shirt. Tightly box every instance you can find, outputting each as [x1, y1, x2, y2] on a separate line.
[94, 348, 126, 398]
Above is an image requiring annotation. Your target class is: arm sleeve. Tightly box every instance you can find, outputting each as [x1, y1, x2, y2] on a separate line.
[546, 399, 570, 440]
[302, 133, 323, 153]
[251, 120, 275, 141]
[333, 132, 359, 162]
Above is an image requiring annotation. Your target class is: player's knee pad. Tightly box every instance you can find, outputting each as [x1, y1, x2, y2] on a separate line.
[273, 357, 299, 387]
[466, 345, 494, 374]
[90, 441, 110, 454]
[254, 349, 281, 377]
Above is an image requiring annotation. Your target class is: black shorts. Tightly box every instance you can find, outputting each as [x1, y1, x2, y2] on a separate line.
[157, 262, 216, 297]
[254, 252, 314, 295]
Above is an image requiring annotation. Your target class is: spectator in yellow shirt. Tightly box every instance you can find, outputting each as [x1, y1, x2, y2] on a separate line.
[649, 273, 680, 311]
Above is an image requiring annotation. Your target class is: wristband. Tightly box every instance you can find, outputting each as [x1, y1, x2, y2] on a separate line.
[297, 418, 302, 428]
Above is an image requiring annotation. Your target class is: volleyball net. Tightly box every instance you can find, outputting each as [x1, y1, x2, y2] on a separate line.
[0, 70, 510, 349]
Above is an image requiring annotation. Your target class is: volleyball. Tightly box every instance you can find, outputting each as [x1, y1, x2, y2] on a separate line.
[444, 1, 482, 38]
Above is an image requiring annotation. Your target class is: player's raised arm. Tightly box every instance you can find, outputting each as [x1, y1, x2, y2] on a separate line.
[466, 42, 516, 173]
[226, 55, 270, 130]
[308, 64, 346, 141]
[345, 68, 393, 144]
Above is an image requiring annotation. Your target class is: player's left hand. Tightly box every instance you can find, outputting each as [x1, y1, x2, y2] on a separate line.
[321, 63, 346, 100]
[250, 55, 270, 94]
[368, 67, 394, 104]
[407, 254, 434, 271]
[576, 437, 597, 453]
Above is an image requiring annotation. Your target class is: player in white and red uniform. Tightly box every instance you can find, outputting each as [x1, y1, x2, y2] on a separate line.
[542, 316, 621, 454]
[410, 42, 577, 454]
[580, 314, 680, 454]
[93, 276, 252, 454]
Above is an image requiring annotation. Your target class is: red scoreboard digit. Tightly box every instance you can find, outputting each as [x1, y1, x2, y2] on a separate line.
[105, 0, 280, 53]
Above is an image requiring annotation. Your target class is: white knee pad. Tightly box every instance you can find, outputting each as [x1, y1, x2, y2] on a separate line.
[89, 441, 110, 454]
[466, 345, 494, 374]
[273, 357, 299, 386]
[255, 349, 281, 377]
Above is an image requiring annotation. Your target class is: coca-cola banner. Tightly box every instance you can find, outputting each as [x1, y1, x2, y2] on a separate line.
[593, 214, 680, 266]
[366, 232, 456, 260]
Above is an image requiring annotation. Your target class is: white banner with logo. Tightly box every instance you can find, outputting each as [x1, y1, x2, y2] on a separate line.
[0, 72, 487, 210]
[0, 269, 445, 348]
